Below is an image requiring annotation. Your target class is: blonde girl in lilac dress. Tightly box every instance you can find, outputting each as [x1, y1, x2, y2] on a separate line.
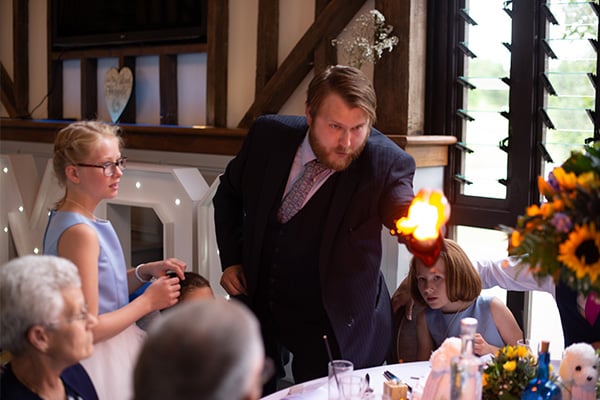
[43, 121, 186, 400]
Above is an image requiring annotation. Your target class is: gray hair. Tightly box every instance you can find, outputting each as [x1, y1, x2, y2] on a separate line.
[134, 298, 264, 400]
[0, 255, 81, 355]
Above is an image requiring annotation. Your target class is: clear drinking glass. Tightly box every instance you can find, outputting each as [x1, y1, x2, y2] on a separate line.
[339, 375, 367, 399]
[328, 360, 354, 400]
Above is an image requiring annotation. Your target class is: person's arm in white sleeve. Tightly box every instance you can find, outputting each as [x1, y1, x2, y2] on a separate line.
[473, 256, 556, 298]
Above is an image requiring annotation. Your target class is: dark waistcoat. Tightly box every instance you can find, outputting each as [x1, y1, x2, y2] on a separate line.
[257, 175, 339, 344]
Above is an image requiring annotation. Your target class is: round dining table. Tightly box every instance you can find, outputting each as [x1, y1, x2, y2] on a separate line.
[261, 361, 431, 399]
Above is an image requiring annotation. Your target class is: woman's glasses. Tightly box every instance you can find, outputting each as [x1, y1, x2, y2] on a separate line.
[47, 304, 91, 328]
[76, 157, 127, 177]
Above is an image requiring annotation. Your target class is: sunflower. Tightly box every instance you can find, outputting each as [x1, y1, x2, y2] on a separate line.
[558, 223, 600, 285]
[552, 167, 578, 190]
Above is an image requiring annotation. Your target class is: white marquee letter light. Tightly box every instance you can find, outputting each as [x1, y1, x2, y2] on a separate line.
[197, 176, 226, 297]
[95, 162, 209, 269]
[0, 155, 63, 263]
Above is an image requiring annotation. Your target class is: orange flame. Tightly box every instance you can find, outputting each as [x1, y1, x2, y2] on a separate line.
[394, 189, 450, 241]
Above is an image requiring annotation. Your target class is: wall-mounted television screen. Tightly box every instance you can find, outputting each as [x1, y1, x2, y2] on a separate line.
[51, 0, 207, 50]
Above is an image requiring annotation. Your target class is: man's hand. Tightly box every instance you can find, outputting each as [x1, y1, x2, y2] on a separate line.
[220, 264, 248, 296]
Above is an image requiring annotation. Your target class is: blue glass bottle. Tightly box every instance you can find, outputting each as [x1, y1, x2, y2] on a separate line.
[521, 341, 561, 399]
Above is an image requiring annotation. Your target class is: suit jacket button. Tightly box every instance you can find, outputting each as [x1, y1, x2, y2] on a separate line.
[346, 318, 354, 327]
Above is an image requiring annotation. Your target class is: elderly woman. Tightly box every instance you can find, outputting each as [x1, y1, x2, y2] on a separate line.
[0, 255, 98, 399]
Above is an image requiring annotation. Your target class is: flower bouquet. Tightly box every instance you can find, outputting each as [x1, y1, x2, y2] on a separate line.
[482, 344, 538, 400]
[508, 142, 600, 296]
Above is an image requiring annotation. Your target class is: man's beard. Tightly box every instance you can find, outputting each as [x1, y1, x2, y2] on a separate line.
[309, 129, 368, 171]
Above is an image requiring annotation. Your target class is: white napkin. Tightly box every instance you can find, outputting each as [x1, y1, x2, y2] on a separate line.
[282, 382, 328, 399]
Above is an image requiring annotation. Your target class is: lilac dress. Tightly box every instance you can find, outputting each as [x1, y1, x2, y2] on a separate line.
[43, 210, 145, 400]
[425, 295, 505, 351]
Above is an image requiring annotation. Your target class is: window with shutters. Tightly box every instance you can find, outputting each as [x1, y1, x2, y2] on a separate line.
[425, 0, 599, 355]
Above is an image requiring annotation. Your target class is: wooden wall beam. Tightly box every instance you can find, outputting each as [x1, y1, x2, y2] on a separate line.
[81, 58, 98, 120]
[119, 56, 137, 123]
[13, 0, 29, 117]
[374, 0, 427, 135]
[0, 119, 455, 166]
[159, 54, 178, 125]
[313, 0, 338, 73]
[255, 0, 279, 96]
[238, 0, 365, 128]
[206, 0, 229, 127]
[47, 60, 63, 119]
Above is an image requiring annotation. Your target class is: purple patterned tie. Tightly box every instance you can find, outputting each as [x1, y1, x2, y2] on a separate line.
[277, 160, 328, 223]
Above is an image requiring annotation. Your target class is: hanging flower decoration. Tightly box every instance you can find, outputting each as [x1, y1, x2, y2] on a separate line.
[507, 142, 600, 296]
[482, 344, 539, 399]
[331, 9, 399, 70]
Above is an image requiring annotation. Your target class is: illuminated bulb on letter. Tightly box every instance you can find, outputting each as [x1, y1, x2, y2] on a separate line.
[2, 167, 8, 173]
[33, 248, 39, 254]
[135, 181, 141, 189]
[18, 206, 24, 213]
[175, 198, 181, 206]
[3, 227, 8, 233]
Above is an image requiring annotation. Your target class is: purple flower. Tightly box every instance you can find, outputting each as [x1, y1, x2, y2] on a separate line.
[547, 171, 560, 192]
[552, 212, 572, 233]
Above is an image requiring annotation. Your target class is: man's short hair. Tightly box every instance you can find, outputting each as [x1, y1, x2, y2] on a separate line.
[134, 298, 264, 400]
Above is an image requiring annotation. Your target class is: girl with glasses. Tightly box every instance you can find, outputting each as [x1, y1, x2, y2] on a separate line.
[43, 120, 186, 400]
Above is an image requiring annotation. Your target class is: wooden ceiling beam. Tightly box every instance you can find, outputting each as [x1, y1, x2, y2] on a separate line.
[0, 62, 18, 117]
[255, 0, 279, 96]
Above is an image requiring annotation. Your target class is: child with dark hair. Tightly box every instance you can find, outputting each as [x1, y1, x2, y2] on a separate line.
[179, 272, 214, 302]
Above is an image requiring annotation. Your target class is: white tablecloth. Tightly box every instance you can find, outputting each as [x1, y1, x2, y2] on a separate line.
[261, 361, 431, 399]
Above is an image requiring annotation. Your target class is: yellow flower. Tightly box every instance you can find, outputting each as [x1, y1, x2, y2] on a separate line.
[482, 373, 488, 387]
[577, 171, 596, 187]
[552, 199, 564, 212]
[503, 360, 517, 372]
[505, 345, 517, 359]
[552, 167, 577, 190]
[516, 345, 529, 358]
[538, 176, 555, 197]
[511, 230, 522, 248]
[526, 204, 541, 217]
[540, 203, 554, 218]
[558, 223, 600, 283]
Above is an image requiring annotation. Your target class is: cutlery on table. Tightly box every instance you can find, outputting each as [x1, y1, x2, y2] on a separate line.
[364, 373, 374, 393]
[383, 370, 413, 393]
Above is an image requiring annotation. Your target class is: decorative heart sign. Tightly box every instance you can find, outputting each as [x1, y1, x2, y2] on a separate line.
[103, 67, 133, 123]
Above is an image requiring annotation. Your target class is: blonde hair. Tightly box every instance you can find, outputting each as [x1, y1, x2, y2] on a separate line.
[52, 120, 123, 207]
[409, 238, 482, 306]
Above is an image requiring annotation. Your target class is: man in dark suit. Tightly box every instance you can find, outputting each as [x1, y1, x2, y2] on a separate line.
[213, 65, 416, 389]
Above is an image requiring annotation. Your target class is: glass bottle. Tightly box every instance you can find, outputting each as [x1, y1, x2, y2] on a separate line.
[521, 341, 562, 399]
[450, 317, 482, 400]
